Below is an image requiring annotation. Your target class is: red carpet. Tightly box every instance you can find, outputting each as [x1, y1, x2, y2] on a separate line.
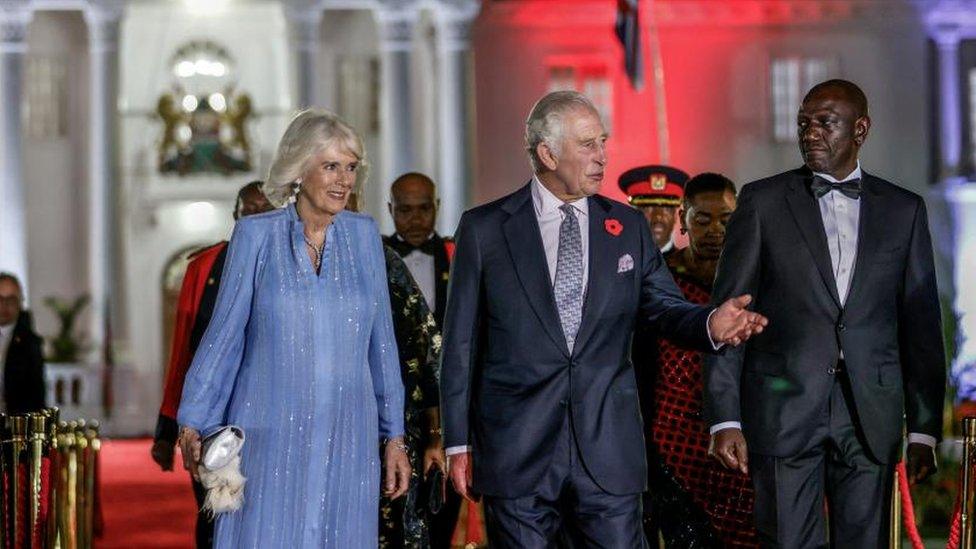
[97, 438, 197, 549]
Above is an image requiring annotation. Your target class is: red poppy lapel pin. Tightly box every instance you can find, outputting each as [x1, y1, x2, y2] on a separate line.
[605, 218, 623, 236]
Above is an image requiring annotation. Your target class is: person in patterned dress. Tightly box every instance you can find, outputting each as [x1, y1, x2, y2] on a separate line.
[377, 245, 443, 548]
[641, 172, 758, 548]
[346, 193, 444, 549]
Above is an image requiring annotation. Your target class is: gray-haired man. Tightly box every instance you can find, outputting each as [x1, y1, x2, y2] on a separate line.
[439, 91, 767, 547]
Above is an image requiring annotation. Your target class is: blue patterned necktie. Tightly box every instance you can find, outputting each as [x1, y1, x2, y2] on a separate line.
[554, 204, 584, 352]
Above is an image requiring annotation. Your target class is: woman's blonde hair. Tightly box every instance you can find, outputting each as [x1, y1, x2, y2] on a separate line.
[264, 108, 369, 207]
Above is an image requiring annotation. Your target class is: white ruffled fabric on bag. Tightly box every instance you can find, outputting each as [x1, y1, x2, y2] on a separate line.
[199, 426, 246, 515]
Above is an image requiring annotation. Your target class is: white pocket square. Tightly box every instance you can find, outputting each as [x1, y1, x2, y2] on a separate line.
[617, 253, 634, 273]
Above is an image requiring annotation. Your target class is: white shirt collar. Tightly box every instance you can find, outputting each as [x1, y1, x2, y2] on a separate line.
[394, 232, 436, 243]
[813, 160, 862, 184]
[531, 176, 589, 218]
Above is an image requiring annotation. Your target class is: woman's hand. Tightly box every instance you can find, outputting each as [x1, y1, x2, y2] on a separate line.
[177, 427, 202, 481]
[383, 436, 412, 500]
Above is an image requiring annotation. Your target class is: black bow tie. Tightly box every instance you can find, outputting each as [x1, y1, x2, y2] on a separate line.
[810, 176, 861, 200]
[389, 236, 439, 257]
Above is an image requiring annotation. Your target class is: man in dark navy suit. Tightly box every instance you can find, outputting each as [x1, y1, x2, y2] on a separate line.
[439, 91, 767, 548]
[705, 80, 946, 547]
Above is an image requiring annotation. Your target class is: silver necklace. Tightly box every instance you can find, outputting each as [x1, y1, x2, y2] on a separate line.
[304, 236, 324, 271]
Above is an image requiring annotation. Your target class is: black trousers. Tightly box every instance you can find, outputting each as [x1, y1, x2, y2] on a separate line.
[749, 368, 894, 549]
[191, 476, 215, 549]
[483, 414, 645, 549]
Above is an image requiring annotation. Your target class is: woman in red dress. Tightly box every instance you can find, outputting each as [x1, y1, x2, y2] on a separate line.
[642, 173, 758, 548]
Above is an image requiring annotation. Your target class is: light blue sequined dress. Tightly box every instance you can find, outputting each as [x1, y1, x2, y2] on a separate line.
[178, 205, 405, 548]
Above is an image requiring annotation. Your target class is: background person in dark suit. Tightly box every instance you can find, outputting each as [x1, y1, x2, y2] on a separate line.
[0, 272, 46, 414]
[440, 90, 766, 548]
[705, 80, 946, 548]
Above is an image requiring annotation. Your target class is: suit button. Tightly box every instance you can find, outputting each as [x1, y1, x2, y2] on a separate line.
[559, 399, 568, 407]
[837, 323, 846, 332]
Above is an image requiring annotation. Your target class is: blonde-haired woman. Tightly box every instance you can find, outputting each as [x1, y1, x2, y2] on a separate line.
[178, 109, 411, 547]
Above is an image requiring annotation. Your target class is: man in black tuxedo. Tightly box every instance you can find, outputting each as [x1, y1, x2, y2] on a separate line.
[385, 172, 455, 330]
[440, 90, 767, 547]
[0, 272, 46, 413]
[705, 80, 946, 548]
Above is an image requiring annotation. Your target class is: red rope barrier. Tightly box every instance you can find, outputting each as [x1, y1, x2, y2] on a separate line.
[946, 464, 963, 549]
[897, 461, 925, 549]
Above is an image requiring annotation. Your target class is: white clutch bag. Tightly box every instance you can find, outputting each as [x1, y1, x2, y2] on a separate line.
[199, 425, 246, 515]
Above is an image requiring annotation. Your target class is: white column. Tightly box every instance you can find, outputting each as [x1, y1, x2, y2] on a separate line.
[285, 5, 323, 109]
[375, 7, 418, 234]
[434, 5, 478, 236]
[935, 33, 962, 179]
[84, 6, 121, 361]
[0, 6, 32, 299]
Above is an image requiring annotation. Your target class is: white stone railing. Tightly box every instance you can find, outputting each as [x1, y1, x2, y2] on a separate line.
[44, 362, 103, 421]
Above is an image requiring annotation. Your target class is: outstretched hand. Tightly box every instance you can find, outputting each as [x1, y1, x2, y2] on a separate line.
[709, 295, 768, 346]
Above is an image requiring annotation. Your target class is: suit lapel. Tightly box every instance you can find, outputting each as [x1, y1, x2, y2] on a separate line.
[572, 196, 614, 353]
[502, 184, 571, 357]
[844, 173, 883, 310]
[784, 170, 842, 308]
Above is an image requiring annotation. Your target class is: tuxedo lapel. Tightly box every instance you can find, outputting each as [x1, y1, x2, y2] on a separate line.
[572, 196, 614, 353]
[432, 234, 450, 328]
[502, 185, 571, 357]
[844, 173, 884, 310]
[784, 171, 842, 308]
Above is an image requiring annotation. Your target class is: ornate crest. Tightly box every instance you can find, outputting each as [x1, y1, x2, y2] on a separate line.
[157, 41, 252, 175]
[650, 173, 667, 191]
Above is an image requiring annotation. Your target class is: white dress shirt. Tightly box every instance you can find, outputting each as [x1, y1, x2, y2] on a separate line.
[0, 322, 14, 412]
[396, 234, 437, 313]
[533, 176, 590, 286]
[710, 162, 935, 449]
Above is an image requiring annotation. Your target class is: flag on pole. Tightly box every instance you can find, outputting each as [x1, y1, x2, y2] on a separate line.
[615, 0, 644, 91]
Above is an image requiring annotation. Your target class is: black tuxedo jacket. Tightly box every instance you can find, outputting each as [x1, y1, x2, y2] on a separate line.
[383, 233, 453, 329]
[440, 183, 713, 498]
[704, 167, 946, 463]
[3, 311, 46, 413]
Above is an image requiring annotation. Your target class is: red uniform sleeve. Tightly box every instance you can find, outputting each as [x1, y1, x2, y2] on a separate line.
[158, 244, 224, 419]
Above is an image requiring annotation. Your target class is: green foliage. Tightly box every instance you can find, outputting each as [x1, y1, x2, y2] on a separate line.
[43, 294, 90, 363]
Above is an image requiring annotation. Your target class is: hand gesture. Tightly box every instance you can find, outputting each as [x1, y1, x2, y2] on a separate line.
[708, 427, 749, 475]
[709, 295, 768, 346]
[177, 427, 202, 481]
[447, 451, 478, 503]
[906, 443, 937, 485]
[384, 437, 412, 500]
[151, 439, 175, 471]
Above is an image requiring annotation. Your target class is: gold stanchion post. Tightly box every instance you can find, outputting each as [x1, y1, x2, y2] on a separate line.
[889, 465, 902, 548]
[44, 408, 60, 548]
[28, 412, 48, 548]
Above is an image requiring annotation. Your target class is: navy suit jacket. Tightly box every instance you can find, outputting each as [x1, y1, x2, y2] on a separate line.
[439, 183, 713, 498]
